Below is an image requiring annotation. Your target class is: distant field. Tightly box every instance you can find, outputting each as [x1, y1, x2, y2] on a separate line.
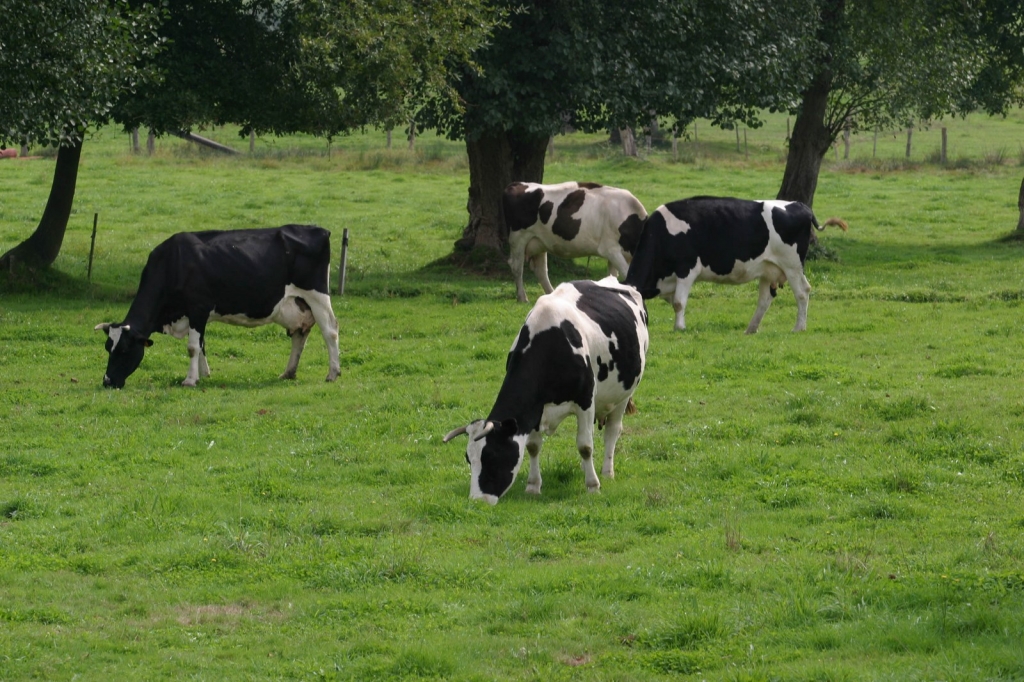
[2, 114, 1024, 680]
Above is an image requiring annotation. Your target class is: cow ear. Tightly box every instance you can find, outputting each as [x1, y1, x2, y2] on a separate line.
[143, 338, 154, 348]
[497, 418, 518, 438]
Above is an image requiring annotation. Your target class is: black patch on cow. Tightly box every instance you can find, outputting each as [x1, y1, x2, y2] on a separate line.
[577, 182, 604, 189]
[503, 183, 545, 233]
[771, 202, 816, 264]
[617, 213, 645, 255]
[538, 200, 554, 225]
[295, 297, 311, 313]
[627, 197, 780, 297]
[571, 281, 644, 391]
[552, 189, 586, 240]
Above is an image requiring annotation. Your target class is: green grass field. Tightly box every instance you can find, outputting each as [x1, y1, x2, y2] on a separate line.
[2, 114, 1024, 680]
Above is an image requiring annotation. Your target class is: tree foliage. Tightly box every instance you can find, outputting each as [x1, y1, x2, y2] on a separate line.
[0, 0, 163, 148]
[118, 0, 497, 139]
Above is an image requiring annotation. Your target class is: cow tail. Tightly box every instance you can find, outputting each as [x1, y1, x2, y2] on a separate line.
[814, 217, 848, 232]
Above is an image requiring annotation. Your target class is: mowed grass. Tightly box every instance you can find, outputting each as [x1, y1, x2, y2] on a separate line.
[2, 117, 1024, 680]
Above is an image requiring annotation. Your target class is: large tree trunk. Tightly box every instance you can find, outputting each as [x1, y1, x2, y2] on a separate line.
[457, 130, 548, 252]
[1016, 176, 1024, 233]
[0, 139, 83, 270]
[777, 73, 833, 208]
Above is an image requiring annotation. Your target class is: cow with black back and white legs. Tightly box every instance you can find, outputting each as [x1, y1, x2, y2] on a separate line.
[443, 277, 649, 504]
[624, 196, 847, 333]
[96, 224, 341, 388]
[503, 181, 647, 303]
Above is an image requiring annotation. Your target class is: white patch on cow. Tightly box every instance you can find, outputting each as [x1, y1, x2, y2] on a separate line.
[162, 316, 190, 339]
[661, 205, 692, 236]
[107, 326, 124, 350]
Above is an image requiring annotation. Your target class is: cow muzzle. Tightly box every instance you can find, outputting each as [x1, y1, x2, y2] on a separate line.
[102, 374, 122, 389]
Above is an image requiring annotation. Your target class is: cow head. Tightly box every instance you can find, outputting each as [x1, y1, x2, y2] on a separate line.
[95, 323, 152, 388]
[443, 418, 523, 504]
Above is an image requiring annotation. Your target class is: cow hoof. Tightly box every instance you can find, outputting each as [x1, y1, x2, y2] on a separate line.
[325, 370, 340, 382]
[745, 327, 759, 335]
[279, 371, 297, 380]
[181, 379, 197, 387]
[525, 484, 542, 495]
[587, 484, 601, 494]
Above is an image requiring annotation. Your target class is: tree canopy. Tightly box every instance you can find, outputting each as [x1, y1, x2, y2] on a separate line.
[0, 0, 163, 149]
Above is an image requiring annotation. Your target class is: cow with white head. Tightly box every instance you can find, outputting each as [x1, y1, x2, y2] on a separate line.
[444, 277, 648, 504]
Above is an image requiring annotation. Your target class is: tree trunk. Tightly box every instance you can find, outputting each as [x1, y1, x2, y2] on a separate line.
[0, 139, 83, 270]
[777, 72, 833, 208]
[457, 131, 548, 252]
[1016, 176, 1024, 233]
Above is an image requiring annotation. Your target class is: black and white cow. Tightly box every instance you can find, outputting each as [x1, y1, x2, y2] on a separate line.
[503, 181, 647, 303]
[95, 224, 341, 388]
[624, 196, 847, 333]
[443, 277, 648, 504]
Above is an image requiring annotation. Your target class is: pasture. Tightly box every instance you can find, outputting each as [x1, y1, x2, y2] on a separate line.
[2, 114, 1024, 680]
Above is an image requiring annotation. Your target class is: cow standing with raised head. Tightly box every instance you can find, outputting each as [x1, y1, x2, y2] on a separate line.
[503, 181, 647, 303]
[624, 196, 847, 333]
[444, 277, 649, 504]
[96, 224, 341, 388]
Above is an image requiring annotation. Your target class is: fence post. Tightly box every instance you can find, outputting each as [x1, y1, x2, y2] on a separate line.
[735, 125, 741, 153]
[408, 120, 416, 150]
[906, 125, 913, 158]
[386, 129, 392, 149]
[338, 228, 349, 296]
[88, 213, 98, 281]
[671, 130, 678, 161]
[744, 128, 748, 160]
[693, 121, 699, 155]
[941, 127, 948, 164]
[786, 117, 790, 142]
[249, 130, 255, 155]
[843, 124, 850, 160]
[147, 130, 155, 155]
[873, 128, 878, 158]
[131, 128, 140, 154]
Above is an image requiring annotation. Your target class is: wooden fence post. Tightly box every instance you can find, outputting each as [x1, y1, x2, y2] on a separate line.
[906, 125, 913, 158]
[249, 130, 255, 154]
[744, 128, 748, 160]
[843, 124, 850, 160]
[941, 127, 948, 164]
[338, 228, 349, 295]
[146, 130, 155, 155]
[88, 213, 98, 281]
[693, 121, 699, 155]
[735, 125, 741, 153]
[386, 129, 392, 149]
[786, 117, 790, 142]
[671, 130, 678, 161]
[873, 128, 878, 158]
[131, 128, 140, 154]
[408, 120, 416, 150]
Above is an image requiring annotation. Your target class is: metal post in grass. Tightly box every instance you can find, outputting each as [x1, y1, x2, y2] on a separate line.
[88, 213, 98, 281]
[338, 228, 349, 295]
[873, 128, 878, 158]
[941, 127, 948, 164]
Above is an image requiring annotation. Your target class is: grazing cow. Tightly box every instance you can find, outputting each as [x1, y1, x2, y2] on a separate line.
[443, 277, 648, 504]
[624, 196, 847, 333]
[503, 181, 647, 302]
[95, 224, 341, 388]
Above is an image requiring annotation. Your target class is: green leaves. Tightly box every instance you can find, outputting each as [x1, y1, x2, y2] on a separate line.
[0, 0, 164, 148]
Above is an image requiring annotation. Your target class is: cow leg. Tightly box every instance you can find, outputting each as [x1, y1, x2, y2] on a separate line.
[183, 327, 205, 387]
[672, 272, 699, 331]
[575, 406, 600, 492]
[508, 239, 530, 303]
[280, 329, 310, 379]
[604, 249, 631, 281]
[601, 398, 631, 479]
[301, 290, 341, 381]
[529, 251, 555, 295]
[746, 277, 776, 334]
[788, 269, 812, 331]
[524, 433, 544, 495]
